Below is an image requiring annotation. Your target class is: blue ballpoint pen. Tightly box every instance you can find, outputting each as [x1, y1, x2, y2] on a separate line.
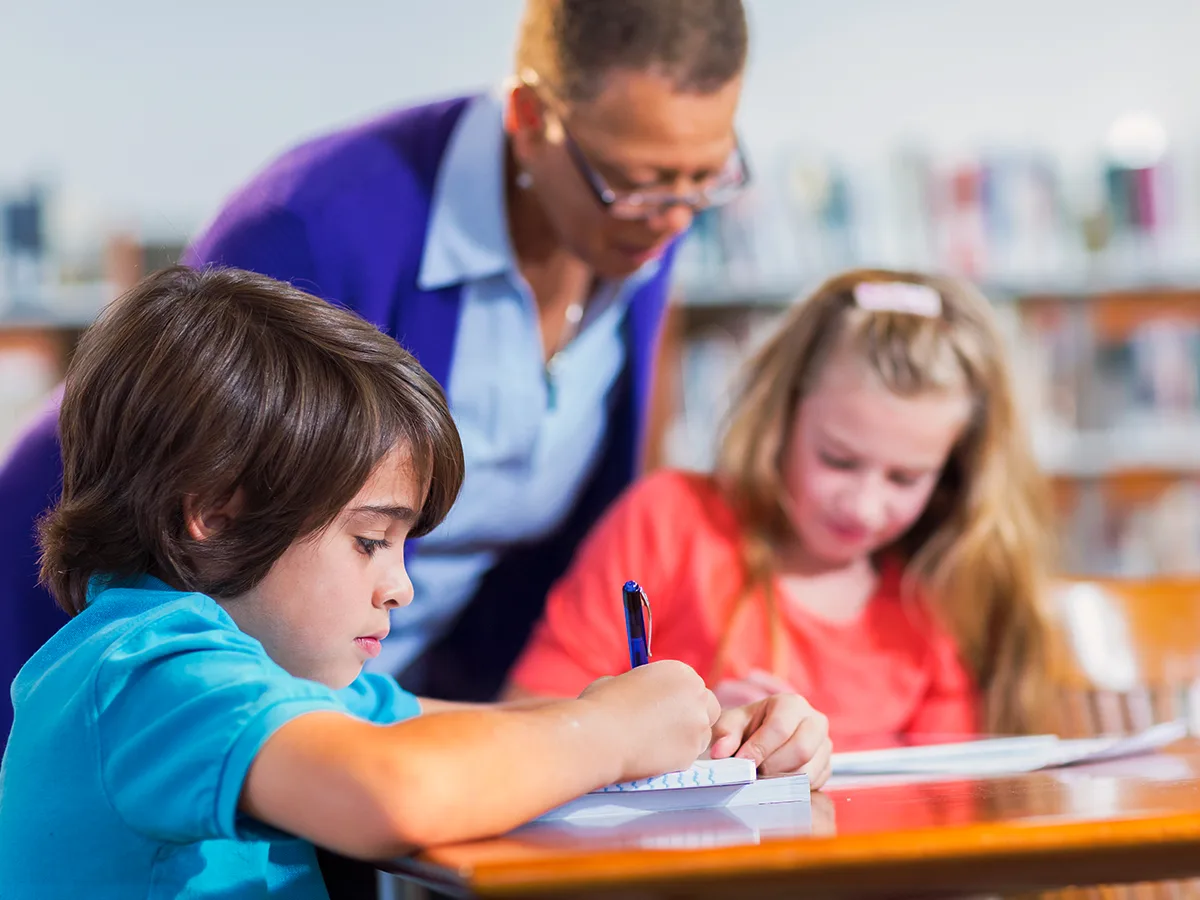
[622, 580, 652, 668]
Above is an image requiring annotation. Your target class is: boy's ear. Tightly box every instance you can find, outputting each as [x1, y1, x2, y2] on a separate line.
[183, 488, 246, 541]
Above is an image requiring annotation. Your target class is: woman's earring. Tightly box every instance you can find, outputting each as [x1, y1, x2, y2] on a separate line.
[516, 170, 534, 190]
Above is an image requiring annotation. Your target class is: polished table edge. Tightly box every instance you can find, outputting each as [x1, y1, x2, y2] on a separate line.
[385, 810, 1200, 899]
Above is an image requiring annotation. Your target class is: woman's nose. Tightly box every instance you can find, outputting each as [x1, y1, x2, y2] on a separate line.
[645, 202, 694, 237]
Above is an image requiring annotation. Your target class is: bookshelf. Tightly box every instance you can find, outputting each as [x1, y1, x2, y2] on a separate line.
[0, 291, 103, 457]
[1019, 287, 1200, 574]
[647, 128, 1200, 577]
[0, 231, 183, 456]
[5, 164, 1200, 574]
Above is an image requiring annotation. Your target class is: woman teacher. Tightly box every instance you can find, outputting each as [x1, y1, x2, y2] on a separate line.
[0, 0, 750, 725]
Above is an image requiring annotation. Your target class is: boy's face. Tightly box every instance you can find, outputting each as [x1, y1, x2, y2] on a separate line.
[223, 447, 420, 688]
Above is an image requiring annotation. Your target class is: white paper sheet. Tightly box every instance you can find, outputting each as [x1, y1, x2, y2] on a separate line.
[828, 720, 1189, 782]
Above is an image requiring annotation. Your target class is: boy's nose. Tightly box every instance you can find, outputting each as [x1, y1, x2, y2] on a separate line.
[376, 566, 414, 610]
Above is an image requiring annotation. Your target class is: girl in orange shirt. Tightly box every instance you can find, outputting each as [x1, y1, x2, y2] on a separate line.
[506, 269, 1056, 748]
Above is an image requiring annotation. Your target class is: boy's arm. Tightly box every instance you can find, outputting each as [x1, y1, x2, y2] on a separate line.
[94, 623, 715, 853]
[417, 695, 555, 714]
[497, 685, 543, 703]
[242, 662, 719, 859]
[243, 702, 619, 859]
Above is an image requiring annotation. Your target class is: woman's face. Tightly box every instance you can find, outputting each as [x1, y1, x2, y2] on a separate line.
[512, 69, 743, 279]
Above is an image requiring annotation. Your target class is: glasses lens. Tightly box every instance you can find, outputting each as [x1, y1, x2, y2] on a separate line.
[608, 179, 744, 220]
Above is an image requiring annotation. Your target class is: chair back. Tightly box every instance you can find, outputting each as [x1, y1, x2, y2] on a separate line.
[1050, 578, 1200, 737]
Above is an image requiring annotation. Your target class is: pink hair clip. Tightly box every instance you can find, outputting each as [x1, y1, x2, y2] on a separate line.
[852, 281, 943, 318]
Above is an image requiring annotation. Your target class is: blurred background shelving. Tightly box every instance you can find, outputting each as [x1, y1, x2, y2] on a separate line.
[8, 0, 1200, 577]
[650, 130, 1200, 578]
[0, 192, 183, 455]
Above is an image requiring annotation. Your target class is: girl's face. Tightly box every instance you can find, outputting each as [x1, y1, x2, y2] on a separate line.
[782, 354, 971, 569]
[222, 447, 419, 688]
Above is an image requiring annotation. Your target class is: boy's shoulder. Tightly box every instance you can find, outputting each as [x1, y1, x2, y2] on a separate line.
[92, 577, 419, 724]
[14, 574, 417, 733]
[84, 574, 248, 657]
[12, 575, 256, 704]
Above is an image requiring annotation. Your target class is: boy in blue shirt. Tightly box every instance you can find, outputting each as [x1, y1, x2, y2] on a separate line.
[0, 266, 830, 899]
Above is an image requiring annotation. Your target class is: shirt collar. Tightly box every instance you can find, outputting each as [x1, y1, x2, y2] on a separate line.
[418, 92, 513, 289]
[85, 571, 176, 607]
[417, 90, 668, 292]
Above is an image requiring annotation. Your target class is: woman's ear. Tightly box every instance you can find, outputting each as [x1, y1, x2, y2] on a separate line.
[183, 488, 246, 541]
[505, 82, 549, 155]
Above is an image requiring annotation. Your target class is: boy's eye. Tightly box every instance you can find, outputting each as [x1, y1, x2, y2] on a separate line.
[355, 536, 391, 557]
[889, 472, 923, 487]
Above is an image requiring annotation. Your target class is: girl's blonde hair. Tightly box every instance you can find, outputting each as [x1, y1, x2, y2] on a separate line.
[716, 268, 1056, 735]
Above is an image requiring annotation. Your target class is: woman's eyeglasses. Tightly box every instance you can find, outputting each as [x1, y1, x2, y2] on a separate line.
[560, 124, 751, 221]
[519, 72, 750, 221]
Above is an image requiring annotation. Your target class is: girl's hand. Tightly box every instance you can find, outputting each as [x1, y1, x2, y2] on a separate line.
[712, 668, 797, 708]
[708, 693, 833, 789]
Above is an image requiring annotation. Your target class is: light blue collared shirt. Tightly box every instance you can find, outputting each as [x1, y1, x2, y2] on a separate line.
[366, 93, 659, 677]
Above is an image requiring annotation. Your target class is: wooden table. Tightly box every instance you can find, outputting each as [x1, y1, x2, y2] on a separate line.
[382, 740, 1200, 899]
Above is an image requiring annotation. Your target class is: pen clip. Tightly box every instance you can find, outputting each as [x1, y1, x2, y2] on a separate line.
[638, 586, 653, 658]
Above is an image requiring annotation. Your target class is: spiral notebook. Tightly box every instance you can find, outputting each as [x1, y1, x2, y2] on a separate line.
[536, 758, 811, 822]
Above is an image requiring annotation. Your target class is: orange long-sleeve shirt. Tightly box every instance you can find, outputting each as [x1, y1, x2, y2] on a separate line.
[509, 470, 979, 748]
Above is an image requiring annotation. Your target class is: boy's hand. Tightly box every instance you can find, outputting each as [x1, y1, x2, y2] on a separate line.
[579, 660, 720, 783]
[708, 693, 832, 789]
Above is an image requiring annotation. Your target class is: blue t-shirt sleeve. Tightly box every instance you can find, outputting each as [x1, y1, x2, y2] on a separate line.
[92, 607, 352, 844]
[336, 672, 422, 724]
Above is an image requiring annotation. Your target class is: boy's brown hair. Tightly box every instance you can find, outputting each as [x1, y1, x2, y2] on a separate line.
[39, 266, 464, 615]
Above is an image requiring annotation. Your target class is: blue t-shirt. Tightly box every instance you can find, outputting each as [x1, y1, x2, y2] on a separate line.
[0, 574, 421, 899]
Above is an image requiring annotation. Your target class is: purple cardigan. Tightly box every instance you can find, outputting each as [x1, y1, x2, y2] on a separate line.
[0, 95, 677, 743]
